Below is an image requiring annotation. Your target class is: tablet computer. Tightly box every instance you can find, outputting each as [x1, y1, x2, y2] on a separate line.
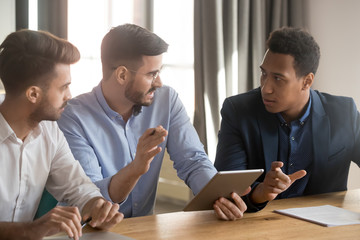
[183, 169, 264, 211]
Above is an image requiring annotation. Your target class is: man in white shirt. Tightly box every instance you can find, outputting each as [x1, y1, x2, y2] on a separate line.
[0, 29, 123, 240]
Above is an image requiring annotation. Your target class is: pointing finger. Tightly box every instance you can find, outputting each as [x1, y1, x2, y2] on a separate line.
[289, 170, 307, 183]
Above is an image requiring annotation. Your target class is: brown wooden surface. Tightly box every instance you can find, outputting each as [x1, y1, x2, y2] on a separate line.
[102, 189, 360, 239]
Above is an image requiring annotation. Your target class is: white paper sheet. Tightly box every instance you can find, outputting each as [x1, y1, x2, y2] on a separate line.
[43, 231, 134, 240]
[274, 205, 360, 227]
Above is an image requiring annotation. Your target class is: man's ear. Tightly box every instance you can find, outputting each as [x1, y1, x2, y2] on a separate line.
[26, 86, 42, 104]
[114, 66, 128, 85]
[302, 73, 314, 90]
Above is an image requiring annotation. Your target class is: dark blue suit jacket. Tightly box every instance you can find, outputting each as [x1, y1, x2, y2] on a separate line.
[215, 87, 360, 197]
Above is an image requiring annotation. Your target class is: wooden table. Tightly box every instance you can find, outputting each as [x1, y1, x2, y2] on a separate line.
[104, 189, 360, 239]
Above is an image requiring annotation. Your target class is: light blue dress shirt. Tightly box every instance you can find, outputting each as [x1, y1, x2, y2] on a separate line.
[58, 82, 217, 217]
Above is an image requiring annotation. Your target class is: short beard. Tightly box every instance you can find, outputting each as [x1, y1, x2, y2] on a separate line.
[125, 77, 155, 107]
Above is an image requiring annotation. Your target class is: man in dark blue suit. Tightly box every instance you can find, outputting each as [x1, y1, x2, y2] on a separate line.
[214, 27, 360, 211]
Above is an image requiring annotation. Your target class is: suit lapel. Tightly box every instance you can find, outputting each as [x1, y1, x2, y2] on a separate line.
[257, 106, 279, 172]
[308, 90, 330, 192]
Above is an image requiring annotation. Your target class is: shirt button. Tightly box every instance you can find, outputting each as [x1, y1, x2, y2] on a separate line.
[291, 136, 295, 141]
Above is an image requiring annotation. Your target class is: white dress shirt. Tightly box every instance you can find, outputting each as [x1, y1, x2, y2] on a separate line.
[0, 113, 102, 222]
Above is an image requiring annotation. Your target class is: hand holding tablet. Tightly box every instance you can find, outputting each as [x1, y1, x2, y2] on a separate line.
[184, 169, 264, 211]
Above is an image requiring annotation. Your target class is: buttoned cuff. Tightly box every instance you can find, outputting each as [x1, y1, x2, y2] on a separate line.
[242, 182, 268, 212]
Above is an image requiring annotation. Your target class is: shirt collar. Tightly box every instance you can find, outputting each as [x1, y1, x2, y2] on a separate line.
[94, 82, 119, 120]
[0, 112, 14, 143]
[0, 112, 43, 144]
[277, 94, 312, 125]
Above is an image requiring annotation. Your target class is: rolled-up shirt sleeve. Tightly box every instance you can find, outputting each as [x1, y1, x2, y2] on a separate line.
[57, 111, 114, 203]
[166, 88, 217, 195]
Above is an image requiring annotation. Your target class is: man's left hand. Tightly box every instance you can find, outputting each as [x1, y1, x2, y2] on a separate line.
[213, 187, 251, 221]
[82, 197, 124, 230]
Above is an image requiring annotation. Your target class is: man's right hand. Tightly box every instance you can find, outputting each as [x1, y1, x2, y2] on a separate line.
[109, 125, 167, 203]
[132, 125, 168, 175]
[250, 161, 307, 204]
[31, 206, 83, 240]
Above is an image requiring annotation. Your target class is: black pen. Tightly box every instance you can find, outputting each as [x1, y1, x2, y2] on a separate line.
[150, 129, 156, 135]
[69, 218, 92, 240]
[81, 217, 92, 228]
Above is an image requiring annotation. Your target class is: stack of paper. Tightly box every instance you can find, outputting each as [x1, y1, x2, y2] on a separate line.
[274, 205, 360, 227]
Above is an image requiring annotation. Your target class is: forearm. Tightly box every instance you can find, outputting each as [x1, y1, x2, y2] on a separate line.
[108, 162, 142, 203]
[249, 183, 267, 203]
[0, 222, 40, 240]
[108, 126, 166, 203]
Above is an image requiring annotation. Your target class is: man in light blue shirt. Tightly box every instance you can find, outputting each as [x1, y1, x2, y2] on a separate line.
[58, 24, 250, 220]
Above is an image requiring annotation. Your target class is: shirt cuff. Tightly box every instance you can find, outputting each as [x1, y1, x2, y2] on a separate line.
[242, 182, 268, 212]
[94, 176, 128, 205]
[94, 176, 112, 202]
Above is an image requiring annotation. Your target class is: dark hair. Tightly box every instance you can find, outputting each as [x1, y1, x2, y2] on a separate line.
[266, 27, 320, 77]
[101, 23, 169, 79]
[0, 29, 80, 95]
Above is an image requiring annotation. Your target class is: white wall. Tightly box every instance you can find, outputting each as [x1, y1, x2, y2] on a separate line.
[307, 0, 360, 189]
[0, 0, 15, 43]
[0, 0, 15, 91]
